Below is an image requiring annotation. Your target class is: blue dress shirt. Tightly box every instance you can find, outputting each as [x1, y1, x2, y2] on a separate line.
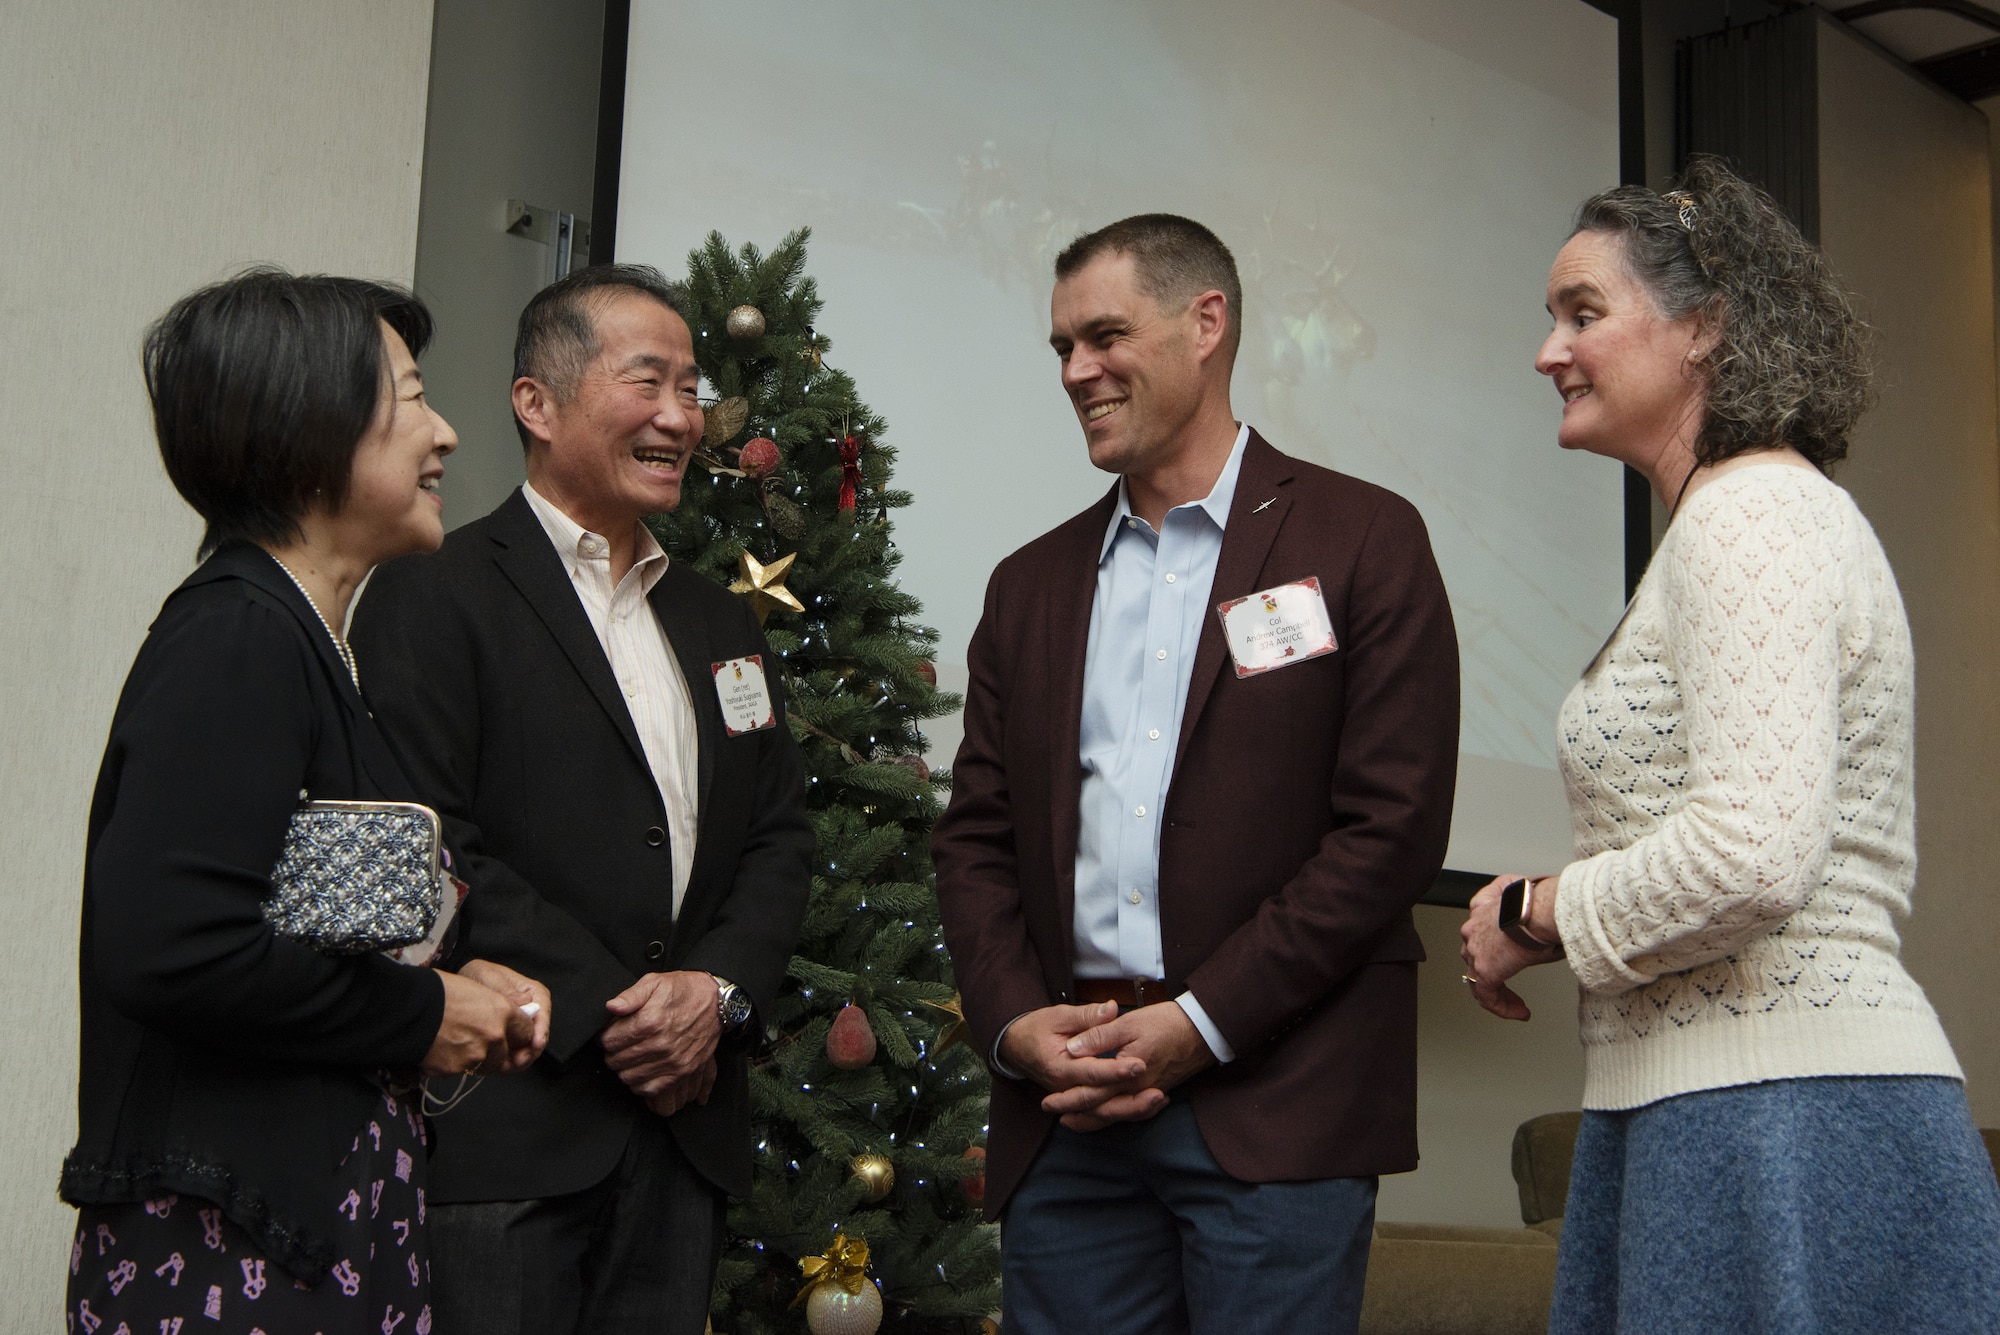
[1070, 423, 1251, 1063]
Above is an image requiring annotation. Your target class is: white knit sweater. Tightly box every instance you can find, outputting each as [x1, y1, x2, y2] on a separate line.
[1552, 464, 1962, 1111]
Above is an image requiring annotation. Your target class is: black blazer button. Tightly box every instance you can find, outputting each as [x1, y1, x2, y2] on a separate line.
[645, 825, 666, 847]
[644, 940, 666, 962]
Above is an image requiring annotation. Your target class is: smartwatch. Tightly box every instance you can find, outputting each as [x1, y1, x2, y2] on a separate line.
[710, 975, 754, 1034]
[1497, 877, 1563, 954]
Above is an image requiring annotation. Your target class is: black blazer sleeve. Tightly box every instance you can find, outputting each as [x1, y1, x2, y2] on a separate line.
[352, 553, 638, 1062]
[89, 593, 442, 1067]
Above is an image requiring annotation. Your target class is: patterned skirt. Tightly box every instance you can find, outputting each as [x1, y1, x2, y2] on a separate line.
[67, 1084, 433, 1335]
[1550, 1074, 2000, 1334]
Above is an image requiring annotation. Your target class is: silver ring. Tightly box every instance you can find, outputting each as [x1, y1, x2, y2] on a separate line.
[1461, 973, 1480, 985]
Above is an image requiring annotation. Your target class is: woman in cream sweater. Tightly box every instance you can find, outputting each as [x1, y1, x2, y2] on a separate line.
[1460, 156, 2000, 1331]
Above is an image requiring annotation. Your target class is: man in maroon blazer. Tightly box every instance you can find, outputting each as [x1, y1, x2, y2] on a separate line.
[931, 214, 1458, 1334]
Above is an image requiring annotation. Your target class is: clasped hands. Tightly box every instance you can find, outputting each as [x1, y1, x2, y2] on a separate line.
[999, 1000, 1215, 1132]
[602, 970, 722, 1119]
[423, 959, 551, 1078]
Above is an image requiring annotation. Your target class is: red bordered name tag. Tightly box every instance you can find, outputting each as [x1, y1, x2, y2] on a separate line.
[1215, 577, 1339, 678]
[712, 655, 777, 735]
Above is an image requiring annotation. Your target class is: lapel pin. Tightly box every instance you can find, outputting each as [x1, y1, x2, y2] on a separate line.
[1252, 497, 1277, 514]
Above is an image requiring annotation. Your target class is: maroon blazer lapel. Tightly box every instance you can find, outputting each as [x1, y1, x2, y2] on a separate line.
[1174, 433, 1297, 772]
[1047, 483, 1120, 938]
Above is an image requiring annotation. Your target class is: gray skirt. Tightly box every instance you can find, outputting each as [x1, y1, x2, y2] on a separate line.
[1551, 1075, 2000, 1334]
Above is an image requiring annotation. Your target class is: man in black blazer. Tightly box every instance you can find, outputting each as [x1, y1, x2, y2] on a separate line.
[351, 264, 812, 1335]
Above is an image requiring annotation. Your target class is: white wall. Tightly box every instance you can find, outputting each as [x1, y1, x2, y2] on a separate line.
[0, 2, 434, 1323]
[1819, 19, 2000, 1129]
[414, 0, 604, 529]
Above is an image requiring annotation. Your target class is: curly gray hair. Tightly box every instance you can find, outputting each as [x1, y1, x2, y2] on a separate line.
[1572, 155, 1873, 471]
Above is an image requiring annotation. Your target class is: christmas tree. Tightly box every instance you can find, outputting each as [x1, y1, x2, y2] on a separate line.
[651, 229, 1001, 1335]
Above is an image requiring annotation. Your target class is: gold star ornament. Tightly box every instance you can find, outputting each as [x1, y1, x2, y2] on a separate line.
[922, 991, 972, 1056]
[728, 550, 804, 624]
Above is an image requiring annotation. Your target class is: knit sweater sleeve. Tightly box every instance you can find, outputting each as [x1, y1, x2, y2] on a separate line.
[1554, 478, 1846, 995]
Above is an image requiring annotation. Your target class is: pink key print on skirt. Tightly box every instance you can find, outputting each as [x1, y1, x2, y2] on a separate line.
[67, 1080, 432, 1332]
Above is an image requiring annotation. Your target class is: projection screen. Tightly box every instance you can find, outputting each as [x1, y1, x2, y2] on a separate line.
[614, 0, 1625, 877]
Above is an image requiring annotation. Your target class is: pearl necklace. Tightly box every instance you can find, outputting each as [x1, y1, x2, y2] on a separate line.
[271, 556, 361, 692]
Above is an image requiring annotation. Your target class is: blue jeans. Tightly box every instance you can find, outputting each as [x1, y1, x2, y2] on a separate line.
[1002, 1099, 1377, 1335]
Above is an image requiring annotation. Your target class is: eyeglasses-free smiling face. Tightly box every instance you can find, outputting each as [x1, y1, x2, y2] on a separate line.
[1535, 229, 1710, 475]
[334, 321, 457, 564]
[1049, 250, 1211, 480]
[528, 292, 705, 528]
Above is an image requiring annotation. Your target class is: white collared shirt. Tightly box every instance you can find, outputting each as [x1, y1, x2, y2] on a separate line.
[1073, 423, 1249, 1063]
[990, 425, 1251, 1077]
[523, 482, 701, 915]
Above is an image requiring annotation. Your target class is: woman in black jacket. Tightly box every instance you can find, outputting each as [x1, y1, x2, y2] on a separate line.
[61, 270, 551, 1334]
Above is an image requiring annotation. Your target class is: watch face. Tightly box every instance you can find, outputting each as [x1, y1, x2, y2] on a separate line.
[1498, 878, 1528, 929]
[720, 988, 753, 1028]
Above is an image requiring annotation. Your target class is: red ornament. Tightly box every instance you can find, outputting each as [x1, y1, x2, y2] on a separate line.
[892, 753, 931, 783]
[915, 661, 937, 688]
[739, 437, 781, 479]
[837, 434, 864, 513]
[827, 1003, 877, 1069]
[961, 1145, 986, 1206]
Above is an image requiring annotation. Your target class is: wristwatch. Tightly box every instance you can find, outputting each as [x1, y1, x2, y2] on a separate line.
[710, 974, 753, 1034]
[1498, 877, 1564, 954]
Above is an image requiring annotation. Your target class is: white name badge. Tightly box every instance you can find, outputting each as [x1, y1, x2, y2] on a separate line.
[1216, 578, 1339, 678]
[712, 655, 777, 735]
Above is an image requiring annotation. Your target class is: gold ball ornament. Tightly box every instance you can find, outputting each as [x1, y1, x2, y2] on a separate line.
[848, 1152, 895, 1201]
[805, 1278, 883, 1335]
[725, 304, 766, 347]
[795, 1233, 882, 1335]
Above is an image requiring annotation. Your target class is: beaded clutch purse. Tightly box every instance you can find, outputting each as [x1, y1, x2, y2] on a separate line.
[265, 799, 445, 955]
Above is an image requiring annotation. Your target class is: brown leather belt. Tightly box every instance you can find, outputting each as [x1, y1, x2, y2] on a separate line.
[1072, 978, 1178, 1008]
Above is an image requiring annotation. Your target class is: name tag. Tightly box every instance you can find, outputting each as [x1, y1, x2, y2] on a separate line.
[712, 655, 777, 734]
[1216, 578, 1338, 677]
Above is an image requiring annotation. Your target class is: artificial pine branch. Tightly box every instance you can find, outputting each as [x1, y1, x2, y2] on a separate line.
[652, 229, 996, 1334]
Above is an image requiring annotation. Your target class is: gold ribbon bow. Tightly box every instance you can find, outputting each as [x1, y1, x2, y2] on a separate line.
[792, 1232, 872, 1307]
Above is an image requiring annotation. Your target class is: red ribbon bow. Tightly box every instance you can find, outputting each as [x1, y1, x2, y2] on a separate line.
[838, 435, 863, 512]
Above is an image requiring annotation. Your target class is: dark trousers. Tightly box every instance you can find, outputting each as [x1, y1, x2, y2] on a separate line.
[1002, 1099, 1377, 1335]
[428, 1112, 724, 1335]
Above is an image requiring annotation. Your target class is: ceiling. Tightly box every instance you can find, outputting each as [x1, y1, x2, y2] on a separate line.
[1825, 0, 2000, 97]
